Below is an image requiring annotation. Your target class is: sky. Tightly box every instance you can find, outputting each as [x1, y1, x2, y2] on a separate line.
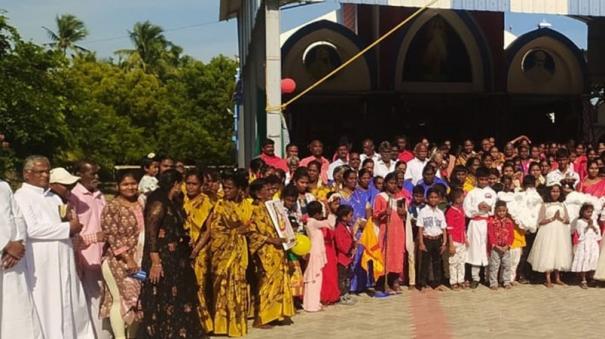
[0, 0, 589, 62]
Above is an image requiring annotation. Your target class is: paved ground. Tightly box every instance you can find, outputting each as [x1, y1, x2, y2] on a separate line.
[233, 284, 605, 339]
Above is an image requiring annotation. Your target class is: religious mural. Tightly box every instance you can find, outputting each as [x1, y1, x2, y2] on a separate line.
[522, 49, 556, 83]
[303, 43, 343, 80]
[402, 15, 472, 82]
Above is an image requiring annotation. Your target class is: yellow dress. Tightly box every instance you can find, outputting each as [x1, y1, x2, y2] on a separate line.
[463, 175, 476, 193]
[238, 198, 254, 223]
[237, 198, 255, 320]
[183, 193, 214, 333]
[310, 181, 331, 201]
[208, 199, 250, 337]
[511, 223, 526, 249]
[248, 204, 295, 326]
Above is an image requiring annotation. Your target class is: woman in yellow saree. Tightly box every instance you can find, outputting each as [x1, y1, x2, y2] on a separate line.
[248, 179, 295, 328]
[183, 170, 214, 333]
[208, 172, 251, 337]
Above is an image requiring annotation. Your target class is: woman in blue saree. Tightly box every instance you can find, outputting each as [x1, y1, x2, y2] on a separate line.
[339, 169, 375, 293]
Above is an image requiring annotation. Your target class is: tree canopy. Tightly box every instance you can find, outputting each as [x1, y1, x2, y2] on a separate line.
[43, 14, 89, 55]
[0, 13, 237, 176]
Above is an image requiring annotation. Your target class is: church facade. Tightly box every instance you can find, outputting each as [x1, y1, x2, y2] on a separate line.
[219, 0, 605, 164]
[283, 4, 594, 148]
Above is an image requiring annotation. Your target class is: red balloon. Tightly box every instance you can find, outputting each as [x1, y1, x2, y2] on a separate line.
[281, 78, 296, 94]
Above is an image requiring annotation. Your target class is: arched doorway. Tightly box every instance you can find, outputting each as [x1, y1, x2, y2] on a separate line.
[281, 20, 375, 150]
[505, 28, 587, 142]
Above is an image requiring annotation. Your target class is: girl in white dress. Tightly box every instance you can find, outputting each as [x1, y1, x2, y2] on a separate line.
[571, 203, 602, 288]
[527, 184, 573, 288]
[593, 209, 605, 282]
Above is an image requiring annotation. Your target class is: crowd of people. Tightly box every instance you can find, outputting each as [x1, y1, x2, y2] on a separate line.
[3, 134, 605, 338]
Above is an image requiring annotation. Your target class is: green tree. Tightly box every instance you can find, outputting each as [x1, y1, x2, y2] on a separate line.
[158, 55, 237, 165]
[1, 13, 238, 173]
[0, 14, 71, 166]
[116, 21, 168, 72]
[43, 14, 89, 55]
[58, 57, 151, 170]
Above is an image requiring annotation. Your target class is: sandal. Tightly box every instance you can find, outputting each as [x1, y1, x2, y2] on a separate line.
[555, 281, 567, 286]
[544, 282, 554, 288]
[580, 281, 588, 289]
[435, 285, 449, 292]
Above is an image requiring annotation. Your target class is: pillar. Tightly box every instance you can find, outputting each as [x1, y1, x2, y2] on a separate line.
[265, 0, 283, 156]
[587, 18, 605, 84]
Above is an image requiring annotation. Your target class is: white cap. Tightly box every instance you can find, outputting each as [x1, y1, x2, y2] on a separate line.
[50, 167, 80, 185]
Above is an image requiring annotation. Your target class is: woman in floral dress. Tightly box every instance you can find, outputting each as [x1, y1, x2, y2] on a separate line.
[100, 172, 145, 339]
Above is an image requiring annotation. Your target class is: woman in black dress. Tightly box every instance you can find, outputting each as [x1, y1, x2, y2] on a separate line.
[138, 169, 205, 338]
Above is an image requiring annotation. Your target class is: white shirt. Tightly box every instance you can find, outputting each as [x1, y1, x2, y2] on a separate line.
[14, 183, 94, 339]
[327, 158, 348, 181]
[464, 185, 497, 266]
[138, 174, 158, 194]
[416, 205, 447, 237]
[404, 157, 428, 185]
[0, 181, 44, 339]
[546, 166, 580, 188]
[463, 186, 497, 219]
[360, 152, 381, 164]
[0, 180, 26, 248]
[373, 159, 396, 178]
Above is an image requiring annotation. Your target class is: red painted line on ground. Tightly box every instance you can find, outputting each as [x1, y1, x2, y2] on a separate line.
[409, 290, 453, 339]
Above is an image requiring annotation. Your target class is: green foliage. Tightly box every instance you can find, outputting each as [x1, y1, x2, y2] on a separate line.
[158, 55, 237, 165]
[43, 14, 89, 55]
[0, 15, 71, 167]
[115, 21, 183, 78]
[0, 13, 237, 176]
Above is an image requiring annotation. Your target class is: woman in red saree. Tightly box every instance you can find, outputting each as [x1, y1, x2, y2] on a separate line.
[578, 160, 605, 198]
[372, 172, 406, 294]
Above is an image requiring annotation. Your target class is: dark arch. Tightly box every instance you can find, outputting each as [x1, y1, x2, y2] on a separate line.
[392, 9, 494, 91]
[281, 19, 377, 89]
[505, 27, 588, 89]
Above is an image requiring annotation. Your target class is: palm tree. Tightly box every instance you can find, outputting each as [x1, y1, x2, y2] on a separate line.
[43, 14, 89, 55]
[116, 21, 168, 71]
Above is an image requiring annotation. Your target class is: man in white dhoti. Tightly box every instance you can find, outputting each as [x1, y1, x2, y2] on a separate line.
[1, 179, 44, 339]
[14, 155, 94, 339]
[464, 167, 497, 289]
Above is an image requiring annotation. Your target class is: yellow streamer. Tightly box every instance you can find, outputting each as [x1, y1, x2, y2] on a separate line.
[266, 0, 439, 113]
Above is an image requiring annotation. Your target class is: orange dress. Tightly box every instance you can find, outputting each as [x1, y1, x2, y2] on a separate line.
[373, 193, 405, 274]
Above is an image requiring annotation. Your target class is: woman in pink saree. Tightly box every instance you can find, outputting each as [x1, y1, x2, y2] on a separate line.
[578, 160, 605, 198]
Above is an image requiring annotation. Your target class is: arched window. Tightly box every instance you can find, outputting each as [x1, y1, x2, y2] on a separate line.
[402, 15, 472, 83]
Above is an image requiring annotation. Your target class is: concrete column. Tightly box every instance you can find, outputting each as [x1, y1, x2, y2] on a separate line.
[588, 18, 605, 83]
[265, 0, 283, 157]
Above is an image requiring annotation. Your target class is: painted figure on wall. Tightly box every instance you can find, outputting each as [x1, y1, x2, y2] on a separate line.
[403, 15, 472, 82]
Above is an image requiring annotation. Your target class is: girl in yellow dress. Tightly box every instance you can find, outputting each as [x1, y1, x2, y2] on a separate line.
[202, 168, 222, 206]
[183, 170, 215, 333]
[307, 161, 330, 200]
[208, 172, 251, 337]
[248, 179, 295, 328]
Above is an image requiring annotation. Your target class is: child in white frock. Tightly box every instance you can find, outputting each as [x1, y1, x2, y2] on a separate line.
[527, 184, 572, 288]
[592, 208, 605, 282]
[571, 203, 602, 288]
